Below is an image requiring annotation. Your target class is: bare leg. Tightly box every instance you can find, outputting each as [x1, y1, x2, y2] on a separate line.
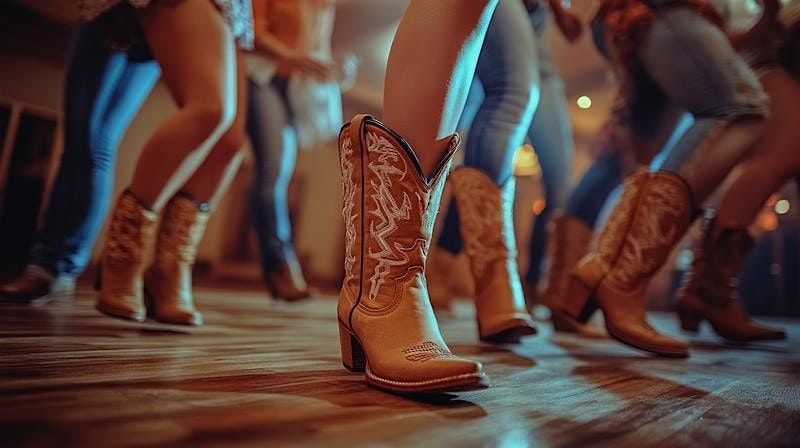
[677, 117, 765, 205]
[180, 52, 247, 208]
[383, 0, 498, 177]
[715, 71, 800, 227]
[129, 0, 237, 211]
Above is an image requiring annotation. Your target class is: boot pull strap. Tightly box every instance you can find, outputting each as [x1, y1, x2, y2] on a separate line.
[349, 114, 372, 153]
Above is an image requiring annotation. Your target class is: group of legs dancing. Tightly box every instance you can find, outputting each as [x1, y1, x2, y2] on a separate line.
[1, 0, 797, 394]
[1, 0, 344, 309]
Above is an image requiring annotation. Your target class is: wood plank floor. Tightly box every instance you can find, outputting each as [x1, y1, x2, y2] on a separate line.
[1, 285, 799, 447]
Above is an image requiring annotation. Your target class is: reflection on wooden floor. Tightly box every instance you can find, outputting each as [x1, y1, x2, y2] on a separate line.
[1, 285, 799, 447]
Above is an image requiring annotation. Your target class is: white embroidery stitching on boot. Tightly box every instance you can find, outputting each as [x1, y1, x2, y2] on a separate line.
[365, 132, 412, 301]
[340, 136, 357, 279]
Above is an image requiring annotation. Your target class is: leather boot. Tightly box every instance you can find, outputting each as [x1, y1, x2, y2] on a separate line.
[96, 190, 158, 321]
[0, 265, 75, 304]
[563, 170, 691, 357]
[264, 255, 311, 302]
[676, 217, 786, 341]
[450, 167, 536, 343]
[541, 214, 593, 333]
[426, 247, 458, 311]
[337, 115, 488, 393]
[144, 193, 208, 325]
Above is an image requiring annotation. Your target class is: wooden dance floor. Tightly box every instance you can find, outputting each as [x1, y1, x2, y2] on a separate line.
[2, 285, 799, 447]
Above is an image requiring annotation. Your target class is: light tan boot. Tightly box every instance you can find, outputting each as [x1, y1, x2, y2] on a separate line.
[144, 193, 208, 326]
[541, 214, 594, 333]
[676, 217, 786, 341]
[96, 190, 158, 321]
[563, 170, 691, 357]
[337, 115, 488, 393]
[450, 168, 537, 343]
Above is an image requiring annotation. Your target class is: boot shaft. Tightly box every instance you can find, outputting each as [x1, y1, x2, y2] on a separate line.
[103, 191, 158, 268]
[607, 171, 694, 289]
[680, 216, 753, 303]
[338, 115, 458, 314]
[152, 193, 210, 269]
[592, 169, 649, 273]
[449, 167, 518, 282]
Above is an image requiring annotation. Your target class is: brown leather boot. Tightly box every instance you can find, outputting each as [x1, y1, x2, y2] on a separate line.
[144, 193, 208, 326]
[563, 170, 691, 357]
[264, 256, 311, 302]
[450, 167, 536, 343]
[337, 115, 488, 393]
[541, 214, 593, 333]
[0, 265, 75, 304]
[96, 191, 158, 321]
[676, 218, 786, 341]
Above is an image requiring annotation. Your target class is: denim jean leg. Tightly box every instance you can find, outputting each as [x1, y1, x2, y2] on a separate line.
[565, 152, 625, 228]
[636, 8, 767, 180]
[524, 71, 574, 284]
[462, 0, 540, 184]
[247, 78, 299, 274]
[30, 24, 159, 277]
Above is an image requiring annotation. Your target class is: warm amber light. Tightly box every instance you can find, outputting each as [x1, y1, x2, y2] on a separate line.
[532, 199, 546, 215]
[577, 95, 592, 109]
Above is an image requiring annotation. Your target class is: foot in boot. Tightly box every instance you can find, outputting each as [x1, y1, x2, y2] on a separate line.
[450, 167, 536, 344]
[0, 265, 75, 304]
[337, 115, 488, 393]
[96, 191, 158, 322]
[563, 170, 691, 357]
[540, 214, 597, 335]
[143, 193, 210, 326]
[264, 258, 311, 302]
[676, 219, 786, 342]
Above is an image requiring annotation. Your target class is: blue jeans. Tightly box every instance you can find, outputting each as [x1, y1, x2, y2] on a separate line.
[635, 8, 767, 177]
[437, 1, 574, 287]
[565, 152, 625, 228]
[30, 23, 160, 277]
[247, 77, 299, 273]
[567, 111, 694, 232]
[523, 63, 575, 284]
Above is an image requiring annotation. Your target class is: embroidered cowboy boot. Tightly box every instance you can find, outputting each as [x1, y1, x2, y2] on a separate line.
[449, 168, 536, 343]
[337, 115, 488, 393]
[676, 217, 786, 341]
[144, 193, 209, 325]
[96, 190, 158, 321]
[541, 214, 594, 333]
[263, 255, 311, 302]
[563, 170, 691, 357]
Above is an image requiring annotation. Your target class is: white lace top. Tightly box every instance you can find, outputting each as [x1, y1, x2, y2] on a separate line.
[78, 0, 254, 49]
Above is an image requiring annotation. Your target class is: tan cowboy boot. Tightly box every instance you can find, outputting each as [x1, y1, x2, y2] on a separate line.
[144, 193, 208, 326]
[96, 190, 158, 321]
[450, 167, 537, 343]
[541, 214, 594, 333]
[264, 255, 311, 302]
[676, 217, 786, 341]
[563, 170, 691, 357]
[337, 115, 488, 393]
